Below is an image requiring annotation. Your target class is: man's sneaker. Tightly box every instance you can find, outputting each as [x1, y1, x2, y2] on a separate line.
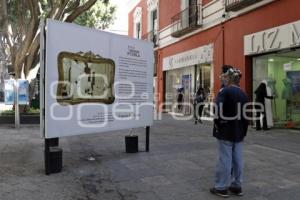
[210, 188, 229, 198]
[229, 186, 243, 196]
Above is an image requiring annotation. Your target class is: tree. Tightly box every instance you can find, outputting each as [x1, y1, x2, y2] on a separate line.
[0, 0, 116, 79]
[75, 0, 116, 30]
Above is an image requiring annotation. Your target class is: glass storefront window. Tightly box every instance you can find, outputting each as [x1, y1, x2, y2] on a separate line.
[195, 64, 214, 118]
[165, 63, 213, 117]
[165, 66, 195, 114]
[253, 49, 300, 128]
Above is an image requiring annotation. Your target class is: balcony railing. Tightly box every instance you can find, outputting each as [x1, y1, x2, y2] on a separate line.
[171, 4, 202, 38]
[142, 30, 158, 47]
[225, 0, 263, 12]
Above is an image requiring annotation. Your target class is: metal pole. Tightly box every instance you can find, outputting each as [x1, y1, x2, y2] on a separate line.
[146, 126, 150, 152]
[14, 79, 20, 128]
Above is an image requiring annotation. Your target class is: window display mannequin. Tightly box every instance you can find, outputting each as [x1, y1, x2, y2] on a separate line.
[282, 77, 292, 120]
[266, 77, 277, 98]
[282, 78, 292, 100]
[266, 77, 278, 119]
[254, 80, 274, 130]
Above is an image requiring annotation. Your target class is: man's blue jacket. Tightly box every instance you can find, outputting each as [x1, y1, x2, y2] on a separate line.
[213, 85, 249, 143]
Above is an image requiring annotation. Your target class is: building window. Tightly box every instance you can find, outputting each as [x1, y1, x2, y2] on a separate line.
[171, 0, 201, 37]
[151, 9, 157, 31]
[136, 22, 141, 39]
[133, 7, 142, 39]
[225, 0, 264, 12]
[150, 9, 157, 43]
[146, 0, 159, 45]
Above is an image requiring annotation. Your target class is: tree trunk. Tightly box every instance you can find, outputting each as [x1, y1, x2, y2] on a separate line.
[24, 35, 40, 77]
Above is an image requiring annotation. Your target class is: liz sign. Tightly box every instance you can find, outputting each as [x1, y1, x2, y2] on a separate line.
[244, 19, 300, 55]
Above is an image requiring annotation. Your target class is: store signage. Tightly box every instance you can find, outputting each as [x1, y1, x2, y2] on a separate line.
[162, 44, 213, 71]
[42, 19, 154, 138]
[244, 19, 300, 55]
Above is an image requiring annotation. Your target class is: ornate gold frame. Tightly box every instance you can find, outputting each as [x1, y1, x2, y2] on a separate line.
[57, 51, 115, 105]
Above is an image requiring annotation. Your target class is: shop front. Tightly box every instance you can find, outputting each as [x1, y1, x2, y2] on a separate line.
[245, 19, 300, 129]
[163, 44, 214, 116]
[253, 50, 300, 128]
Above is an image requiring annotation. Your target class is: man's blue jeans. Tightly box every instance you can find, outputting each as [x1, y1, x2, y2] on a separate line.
[215, 139, 244, 190]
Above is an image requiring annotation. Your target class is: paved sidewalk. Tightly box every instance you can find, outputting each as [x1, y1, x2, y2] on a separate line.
[0, 114, 300, 200]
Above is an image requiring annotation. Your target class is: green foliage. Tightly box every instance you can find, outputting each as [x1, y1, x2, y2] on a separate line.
[0, 107, 40, 116]
[1, 0, 116, 80]
[39, 0, 51, 19]
[74, 0, 116, 29]
[0, 109, 14, 116]
[2, 0, 116, 33]
[2, 0, 31, 33]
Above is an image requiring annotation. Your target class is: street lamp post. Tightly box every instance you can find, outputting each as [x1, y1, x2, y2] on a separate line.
[14, 79, 20, 128]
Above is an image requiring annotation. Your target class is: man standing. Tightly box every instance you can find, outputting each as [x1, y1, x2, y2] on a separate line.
[176, 88, 184, 112]
[194, 87, 205, 124]
[210, 66, 249, 197]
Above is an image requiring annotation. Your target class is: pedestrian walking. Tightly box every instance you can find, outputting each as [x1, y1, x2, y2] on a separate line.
[210, 66, 249, 198]
[194, 87, 205, 124]
[177, 88, 184, 112]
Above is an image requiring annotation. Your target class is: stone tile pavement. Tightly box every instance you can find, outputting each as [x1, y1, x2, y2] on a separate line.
[0, 114, 300, 200]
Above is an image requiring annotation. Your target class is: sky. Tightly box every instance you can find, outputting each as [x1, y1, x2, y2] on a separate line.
[106, 0, 139, 35]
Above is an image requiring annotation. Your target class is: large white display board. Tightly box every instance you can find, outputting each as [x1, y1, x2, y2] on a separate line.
[41, 19, 154, 138]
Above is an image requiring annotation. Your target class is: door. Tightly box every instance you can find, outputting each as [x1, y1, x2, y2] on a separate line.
[196, 64, 212, 118]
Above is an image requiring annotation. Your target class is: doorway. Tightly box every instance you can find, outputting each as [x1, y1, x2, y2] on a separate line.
[195, 64, 213, 119]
